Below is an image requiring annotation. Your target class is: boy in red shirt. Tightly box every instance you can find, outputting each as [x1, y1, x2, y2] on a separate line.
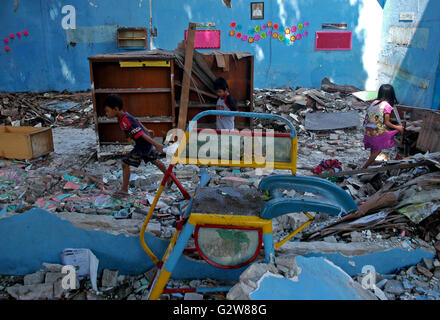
[104, 94, 171, 196]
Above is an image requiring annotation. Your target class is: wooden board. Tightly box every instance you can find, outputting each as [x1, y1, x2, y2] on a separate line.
[178, 23, 197, 131]
[417, 110, 440, 152]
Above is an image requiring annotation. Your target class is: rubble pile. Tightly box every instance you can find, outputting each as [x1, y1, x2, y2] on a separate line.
[0, 81, 439, 300]
[252, 84, 368, 134]
[353, 258, 440, 300]
[0, 264, 230, 301]
[0, 91, 93, 128]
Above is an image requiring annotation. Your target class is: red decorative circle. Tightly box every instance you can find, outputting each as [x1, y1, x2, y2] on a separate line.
[273, 23, 279, 30]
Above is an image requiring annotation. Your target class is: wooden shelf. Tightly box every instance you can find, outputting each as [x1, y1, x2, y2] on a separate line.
[98, 117, 174, 124]
[95, 88, 172, 94]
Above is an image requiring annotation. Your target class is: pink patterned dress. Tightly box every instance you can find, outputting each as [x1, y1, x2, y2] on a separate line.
[363, 100, 399, 152]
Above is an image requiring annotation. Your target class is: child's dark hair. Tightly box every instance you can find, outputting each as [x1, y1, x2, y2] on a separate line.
[104, 94, 123, 110]
[214, 77, 229, 91]
[377, 84, 398, 107]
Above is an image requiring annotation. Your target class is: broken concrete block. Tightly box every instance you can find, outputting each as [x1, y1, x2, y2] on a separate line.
[42, 263, 64, 273]
[221, 176, 253, 187]
[146, 222, 162, 236]
[275, 256, 301, 279]
[323, 235, 338, 243]
[45, 272, 64, 284]
[417, 264, 433, 278]
[384, 280, 405, 295]
[101, 269, 118, 288]
[184, 292, 203, 300]
[53, 278, 80, 299]
[423, 258, 434, 271]
[239, 262, 278, 289]
[226, 282, 251, 300]
[7, 283, 54, 300]
[373, 287, 388, 300]
[350, 231, 363, 242]
[23, 271, 45, 285]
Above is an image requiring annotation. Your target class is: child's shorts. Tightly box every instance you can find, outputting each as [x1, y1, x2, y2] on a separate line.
[122, 149, 159, 167]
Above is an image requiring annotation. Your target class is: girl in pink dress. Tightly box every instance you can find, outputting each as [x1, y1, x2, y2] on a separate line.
[362, 84, 404, 168]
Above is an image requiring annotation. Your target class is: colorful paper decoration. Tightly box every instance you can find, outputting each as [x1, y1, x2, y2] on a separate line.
[16, 32, 22, 38]
[4, 46, 10, 52]
[9, 34, 15, 39]
[3, 38, 9, 44]
[23, 30, 29, 36]
[227, 20, 309, 47]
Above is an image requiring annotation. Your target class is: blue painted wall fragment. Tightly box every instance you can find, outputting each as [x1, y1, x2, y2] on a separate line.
[0, 0, 369, 93]
[0, 209, 245, 281]
[303, 248, 435, 277]
[0, 208, 435, 287]
[250, 256, 370, 300]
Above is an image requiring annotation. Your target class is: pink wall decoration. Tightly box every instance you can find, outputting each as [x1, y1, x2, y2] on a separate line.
[315, 31, 352, 50]
[185, 30, 221, 49]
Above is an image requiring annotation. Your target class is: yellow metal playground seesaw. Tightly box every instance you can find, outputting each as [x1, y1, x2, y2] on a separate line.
[140, 110, 359, 300]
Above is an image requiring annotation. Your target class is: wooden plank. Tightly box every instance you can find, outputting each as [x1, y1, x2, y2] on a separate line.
[318, 160, 430, 178]
[177, 22, 197, 131]
[95, 88, 171, 94]
[417, 110, 440, 152]
[175, 80, 218, 99]
[170, 60, 176, 129]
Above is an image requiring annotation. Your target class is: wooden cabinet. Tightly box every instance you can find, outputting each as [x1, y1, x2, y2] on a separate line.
[89, 50, 254, 156]
[89, 53, 176, 148]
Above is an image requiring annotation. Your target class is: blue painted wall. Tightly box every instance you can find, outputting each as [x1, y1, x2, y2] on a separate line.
[0, 209, 246, 281]
[0, 0, 370, 92]
[378, 0, 440, 109]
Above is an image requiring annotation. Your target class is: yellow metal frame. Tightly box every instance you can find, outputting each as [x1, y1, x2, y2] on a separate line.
[188, 213, 272, 234]
[171, 131, 298, 174]
[119, 60, 171, 68]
